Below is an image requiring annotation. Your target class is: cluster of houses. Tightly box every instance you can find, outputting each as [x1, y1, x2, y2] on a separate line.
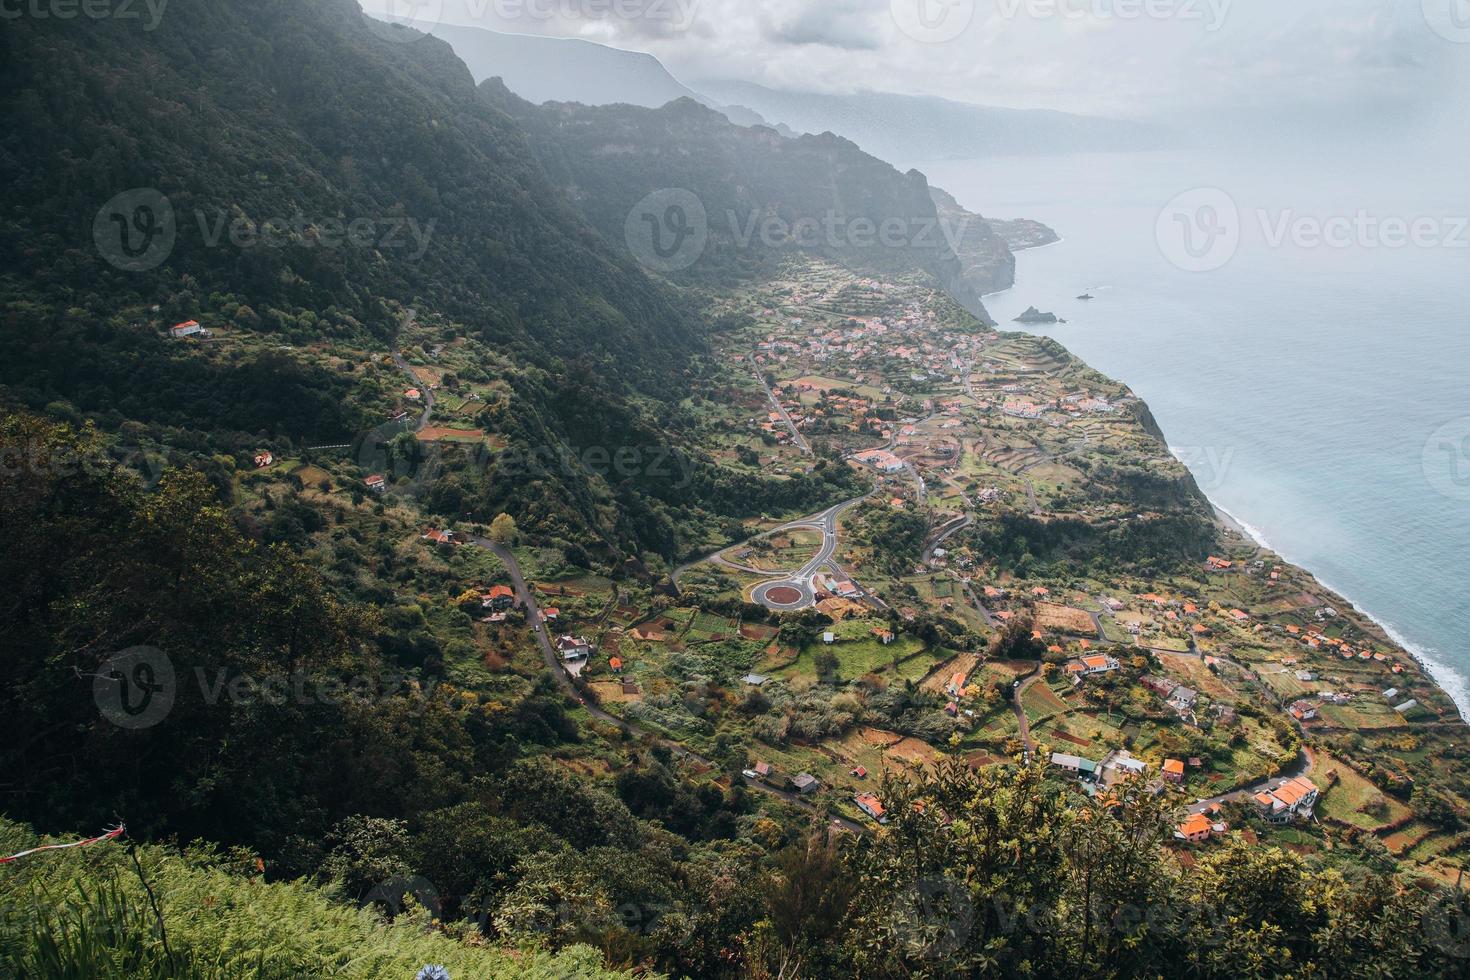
[1049, 749, 1167, 791]
[1284, 623, 1403, 672]
[1141, 674, 1199, 719]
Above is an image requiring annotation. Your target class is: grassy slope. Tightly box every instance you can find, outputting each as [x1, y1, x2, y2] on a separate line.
[0, 820, 631, 979]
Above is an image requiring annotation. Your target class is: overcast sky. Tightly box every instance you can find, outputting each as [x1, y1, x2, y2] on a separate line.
[371, 0, 1468, 129]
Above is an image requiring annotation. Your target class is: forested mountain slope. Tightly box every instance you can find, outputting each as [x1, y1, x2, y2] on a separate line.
[489, 86, 996, 321]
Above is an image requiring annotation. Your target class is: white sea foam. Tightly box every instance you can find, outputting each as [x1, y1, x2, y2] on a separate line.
[1209, 500, 1469, 721]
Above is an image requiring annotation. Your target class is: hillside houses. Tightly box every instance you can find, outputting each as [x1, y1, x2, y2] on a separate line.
[1050, 752, 1101, 782]
[1251, 776, 1319, 824]
[555, 635, 591, 662]
[852, 448, 906, 473]
[1066, 654, 1121, 677]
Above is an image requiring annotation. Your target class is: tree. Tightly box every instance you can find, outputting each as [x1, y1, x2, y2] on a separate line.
[489, 512, 518, 545]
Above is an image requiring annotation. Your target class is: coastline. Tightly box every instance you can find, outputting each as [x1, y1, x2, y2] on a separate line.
[1210, 498, 1470, 723]
[980, 236, 1065, 298]
[989, 238, 1470, 725]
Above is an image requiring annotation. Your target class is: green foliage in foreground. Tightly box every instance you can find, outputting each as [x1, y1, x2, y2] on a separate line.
[0, 819, 631, 980]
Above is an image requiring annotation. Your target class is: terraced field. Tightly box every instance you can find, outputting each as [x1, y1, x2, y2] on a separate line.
[1317, 754, 1413, 832]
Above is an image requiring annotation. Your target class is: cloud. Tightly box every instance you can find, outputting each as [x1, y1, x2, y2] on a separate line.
[416, 0, 1461, 125]
[758, 0, 884, 50]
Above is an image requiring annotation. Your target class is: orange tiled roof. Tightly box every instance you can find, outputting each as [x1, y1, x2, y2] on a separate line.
[1178, 813, 1213, 837]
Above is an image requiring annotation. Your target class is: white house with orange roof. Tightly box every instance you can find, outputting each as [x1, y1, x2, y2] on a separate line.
[1251, 776, 1319, 824]
[854, 792, 888, 824]
[1066, 654, 1121, 677]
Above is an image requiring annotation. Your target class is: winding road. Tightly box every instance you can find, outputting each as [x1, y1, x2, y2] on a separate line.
[391, 351, 434, 434]
[464, 533, 863, 832]
[749, 353, 810, 455]
[750, 495, 869, 611]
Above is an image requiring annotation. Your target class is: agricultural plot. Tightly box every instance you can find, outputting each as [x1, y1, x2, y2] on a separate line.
[1317, 754, 1413, 832]
[778, 629, 936, 683]
[1035, 603, 1097, 637]
[921, 653, 982, 695]
[1022, 680, 1069, 723]
[831, 728, 944, 778]
[1318, 702, 1409, 732]
[686, 611, 740, 642]
[1256, 668, 1315, 701]
[1033, 714, 1122, 758]
[1382, 822, 1436, 857]
[1154, 652, 1237, 701]
[416, 426, 491, 444]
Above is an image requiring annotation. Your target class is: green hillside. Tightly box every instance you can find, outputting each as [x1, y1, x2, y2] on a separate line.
[0, 818, 630, 979]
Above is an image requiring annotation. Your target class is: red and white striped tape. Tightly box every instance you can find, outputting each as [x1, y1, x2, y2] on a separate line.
[0, 825, 125, 864]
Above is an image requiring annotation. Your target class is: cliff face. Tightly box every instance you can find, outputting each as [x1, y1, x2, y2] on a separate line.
[928, 187, 1017, 299]
[486, 88, 997, 323]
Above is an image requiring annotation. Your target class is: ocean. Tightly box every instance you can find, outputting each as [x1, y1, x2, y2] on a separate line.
[920, 148, 1470, 716]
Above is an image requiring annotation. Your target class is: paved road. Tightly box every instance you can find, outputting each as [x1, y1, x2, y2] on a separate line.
[922, 515, 971, 565]
[959, 579, 1000, 629]
[1011, 669, 1043, 756]
[465, 534, 863, 831]
[1187, 747, 1316, 815]
[749, 495, 869, 611]
[671, 492, 868, 594]
[749, 353, 811, 455]
[391, 352, 434, 434]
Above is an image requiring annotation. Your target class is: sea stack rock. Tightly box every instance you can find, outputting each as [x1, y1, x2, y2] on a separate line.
[1013, 306, 1059, 324]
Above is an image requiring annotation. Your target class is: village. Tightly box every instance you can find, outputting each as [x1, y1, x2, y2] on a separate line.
[186, 255, 1467, 885]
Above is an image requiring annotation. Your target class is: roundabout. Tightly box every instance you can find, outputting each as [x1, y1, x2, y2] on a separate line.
[752, 579, 815, 612]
